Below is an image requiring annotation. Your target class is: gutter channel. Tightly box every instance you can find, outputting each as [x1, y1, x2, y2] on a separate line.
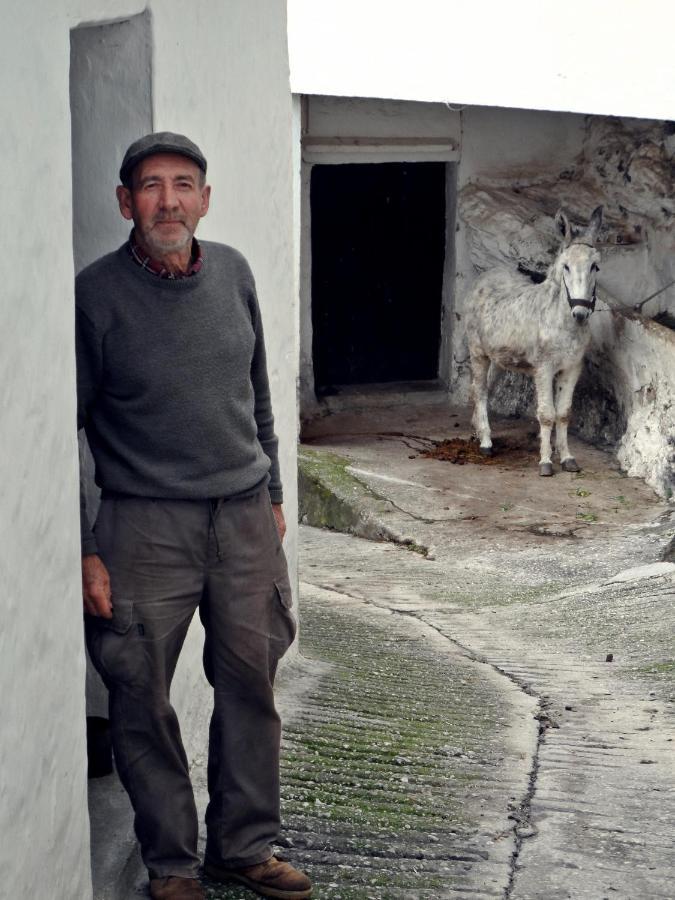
[393, 609, 548, 900]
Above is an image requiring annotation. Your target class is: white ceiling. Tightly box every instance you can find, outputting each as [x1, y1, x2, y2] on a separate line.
[287, 0, 674, 122]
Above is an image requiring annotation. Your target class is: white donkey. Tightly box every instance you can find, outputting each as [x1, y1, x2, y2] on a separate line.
[465, 206, 603, 476]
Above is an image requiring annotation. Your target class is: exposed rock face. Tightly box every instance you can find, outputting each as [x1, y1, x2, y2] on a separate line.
[456, 115, 675, 499]
[581, 117, 674, 223]
[460, 185, 559, 278]
[594, 314, 675, 499]
[460, 116, 674, 315]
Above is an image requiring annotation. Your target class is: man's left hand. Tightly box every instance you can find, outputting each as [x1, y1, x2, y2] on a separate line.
[272, 503, 286, 542]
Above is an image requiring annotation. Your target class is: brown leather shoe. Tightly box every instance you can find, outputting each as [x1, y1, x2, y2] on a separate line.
[149, 876, 205, 900]
[204, 855, 312, 899]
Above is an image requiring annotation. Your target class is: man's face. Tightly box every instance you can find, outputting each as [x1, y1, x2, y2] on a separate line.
[116, 153, 211, 258]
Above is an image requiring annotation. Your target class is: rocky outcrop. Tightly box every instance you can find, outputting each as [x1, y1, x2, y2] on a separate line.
[580, 117, 674, 224]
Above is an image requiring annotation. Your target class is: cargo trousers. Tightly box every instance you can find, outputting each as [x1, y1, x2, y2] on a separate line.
[85, 486, 296, 879]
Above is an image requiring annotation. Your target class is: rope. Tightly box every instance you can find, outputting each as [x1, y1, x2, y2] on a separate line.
[593, 278, 675, 316]
[633, 278, 675, 313]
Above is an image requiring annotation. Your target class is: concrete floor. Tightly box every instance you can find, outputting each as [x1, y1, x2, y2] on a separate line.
[116, 398, 674, 899]
[288, 400, 675, 899]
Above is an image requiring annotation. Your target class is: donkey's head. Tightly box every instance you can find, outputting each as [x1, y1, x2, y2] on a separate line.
[554, 206, 603, 324]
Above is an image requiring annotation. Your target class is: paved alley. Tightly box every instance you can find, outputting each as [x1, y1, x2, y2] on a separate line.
[132, 401, 674, 900]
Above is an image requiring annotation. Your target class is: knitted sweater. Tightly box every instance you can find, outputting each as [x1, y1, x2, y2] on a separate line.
[76, 240, 282, 555]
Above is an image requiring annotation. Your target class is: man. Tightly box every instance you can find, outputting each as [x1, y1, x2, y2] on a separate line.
[77, 132, 312, 900]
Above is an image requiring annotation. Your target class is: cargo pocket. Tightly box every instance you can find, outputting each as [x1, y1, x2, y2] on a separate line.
[85, 598, 137, 687]
[274, 580, 294, 611]
[272, 580, 297, 666]
[101, 597, 134, 635]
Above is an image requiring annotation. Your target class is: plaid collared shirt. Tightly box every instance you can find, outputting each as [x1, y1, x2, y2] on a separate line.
[128, 231, 203, 279]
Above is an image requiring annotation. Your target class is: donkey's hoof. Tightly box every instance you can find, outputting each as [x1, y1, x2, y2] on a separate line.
[561, 458, 580, 473]
[479, 446, 493, 457]
[539, 462, 554, 477]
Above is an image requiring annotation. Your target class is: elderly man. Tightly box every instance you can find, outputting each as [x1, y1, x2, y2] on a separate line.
[77, 132, 312, 900]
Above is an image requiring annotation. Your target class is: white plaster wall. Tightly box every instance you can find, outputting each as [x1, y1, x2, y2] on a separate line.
[71, 13, 153, 273]
[307, 95, 460, 140]
[459, 106, 586, 184]
[288, 0, 675, 121]
[0, 0, 141, 896]
[299, 156, 315, 415]
[439, 164, 458, 385]
[292, 95, 304, 427]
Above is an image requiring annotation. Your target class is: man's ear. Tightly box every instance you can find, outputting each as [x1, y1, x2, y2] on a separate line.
[116, 185, 134, 221]
[200, 184, 211, 218]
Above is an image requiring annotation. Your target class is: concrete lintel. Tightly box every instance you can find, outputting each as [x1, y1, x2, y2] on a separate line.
[302, 135, 458, 164]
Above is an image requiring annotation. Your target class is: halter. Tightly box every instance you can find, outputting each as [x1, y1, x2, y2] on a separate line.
[562, 242, 598, 313]
[563, 276, 597, 313]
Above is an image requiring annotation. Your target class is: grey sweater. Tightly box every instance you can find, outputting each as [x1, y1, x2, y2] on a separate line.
[76, 240, 282, 555]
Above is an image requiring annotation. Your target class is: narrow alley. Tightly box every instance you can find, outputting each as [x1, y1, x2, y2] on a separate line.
[147, 400, 674, 899]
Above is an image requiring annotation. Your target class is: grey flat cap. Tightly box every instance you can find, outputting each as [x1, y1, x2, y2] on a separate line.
[119, 132, 207, 185]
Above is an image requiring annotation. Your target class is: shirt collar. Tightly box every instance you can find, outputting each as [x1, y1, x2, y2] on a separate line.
[128, 230, 203, 279]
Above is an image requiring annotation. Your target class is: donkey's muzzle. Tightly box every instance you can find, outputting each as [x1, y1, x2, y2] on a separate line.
[564, 277, 596, 318]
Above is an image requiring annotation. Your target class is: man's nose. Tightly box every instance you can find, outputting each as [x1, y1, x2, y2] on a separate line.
[159, 184, 179, 208]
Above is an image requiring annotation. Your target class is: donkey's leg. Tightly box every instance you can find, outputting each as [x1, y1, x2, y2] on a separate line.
[555, 363, 583, 472]
[470, 353, 492, 454]
[534, 365, 555, 476]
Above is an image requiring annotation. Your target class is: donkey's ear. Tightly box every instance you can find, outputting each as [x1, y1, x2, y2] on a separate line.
[585, 206, 603, 242]
[555, 209, 572, 247]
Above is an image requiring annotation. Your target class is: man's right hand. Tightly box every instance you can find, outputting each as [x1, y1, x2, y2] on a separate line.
[82, 554, 113, 619]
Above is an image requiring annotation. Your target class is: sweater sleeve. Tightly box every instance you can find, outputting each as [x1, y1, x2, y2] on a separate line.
[247, 287, 283, 505]
[75, 305, 102, 555]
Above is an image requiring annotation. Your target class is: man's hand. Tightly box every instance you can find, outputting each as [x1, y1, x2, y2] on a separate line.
[82, 554, 113, 619]
[272, 503, 286, 542]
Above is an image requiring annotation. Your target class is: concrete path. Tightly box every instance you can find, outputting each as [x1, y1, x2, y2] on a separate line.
[287, 401, 675, 900]
[125, 400, 673, 899]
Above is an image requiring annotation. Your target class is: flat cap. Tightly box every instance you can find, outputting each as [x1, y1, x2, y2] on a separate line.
[119, 132, 207, 185]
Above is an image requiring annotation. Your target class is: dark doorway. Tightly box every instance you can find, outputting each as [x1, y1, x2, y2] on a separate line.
[311, 162, 446, 394]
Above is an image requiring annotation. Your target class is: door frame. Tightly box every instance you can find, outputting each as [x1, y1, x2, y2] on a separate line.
[299, 137, 459, 417]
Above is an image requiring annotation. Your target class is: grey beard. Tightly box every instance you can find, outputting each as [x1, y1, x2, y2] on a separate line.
[143, 222, 192, 257]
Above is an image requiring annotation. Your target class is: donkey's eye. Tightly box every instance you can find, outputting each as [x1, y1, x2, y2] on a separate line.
[563, 264, 570, 272]
[591, 263, 599, 272]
